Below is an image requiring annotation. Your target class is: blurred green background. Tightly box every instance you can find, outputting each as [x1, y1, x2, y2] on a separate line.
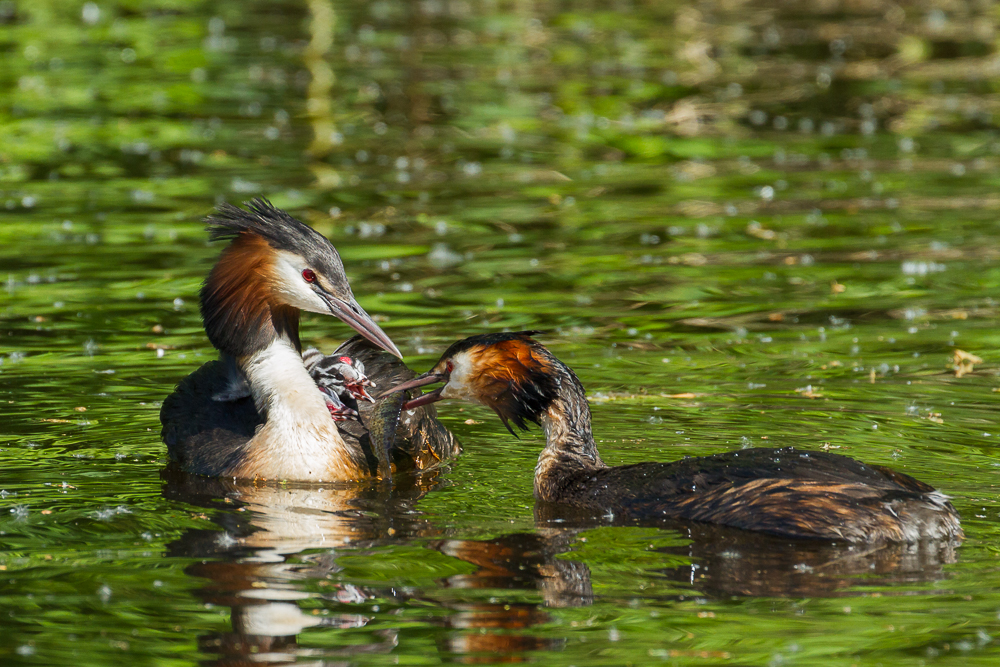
[3, 0, 1000, 665]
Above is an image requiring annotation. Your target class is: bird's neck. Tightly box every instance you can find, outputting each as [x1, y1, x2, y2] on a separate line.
[535, 367, 605, 500]
[236, 336, 367, 481]
[242, 336, 321, 420]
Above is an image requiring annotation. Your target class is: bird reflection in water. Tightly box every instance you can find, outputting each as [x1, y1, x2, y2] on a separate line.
[428, 517, 957, 663]
[162, 469, 959, 665]
[162, 467, 433, 665]
[660, 524, 959, 599]
[540, 511, 959, 600]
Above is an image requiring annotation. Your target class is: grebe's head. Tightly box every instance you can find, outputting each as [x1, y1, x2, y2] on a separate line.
[385, 332, 561, 435]
[202, 199, 400, 357]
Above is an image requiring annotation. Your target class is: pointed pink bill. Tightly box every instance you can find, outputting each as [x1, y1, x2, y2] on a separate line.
[324, 295, 402, 358]
[381, 372, 448, 410]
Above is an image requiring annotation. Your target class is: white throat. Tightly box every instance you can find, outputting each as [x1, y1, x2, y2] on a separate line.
[239, 337, 356, 481]
[244, 338, 325, 418]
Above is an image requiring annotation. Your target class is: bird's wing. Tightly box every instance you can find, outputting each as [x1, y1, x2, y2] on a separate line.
[160, 360, 261, 475]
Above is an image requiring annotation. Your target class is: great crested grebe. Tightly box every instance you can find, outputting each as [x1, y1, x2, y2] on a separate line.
[387, 332, 963, 543]
[160, 199, 455, 482]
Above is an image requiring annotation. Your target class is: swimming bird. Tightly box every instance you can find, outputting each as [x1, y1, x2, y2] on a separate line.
[386, 332, 962, 543]
[160, 199, 456, 482]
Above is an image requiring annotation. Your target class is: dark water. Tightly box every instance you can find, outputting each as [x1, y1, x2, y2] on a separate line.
[3, 0, 1000, 664]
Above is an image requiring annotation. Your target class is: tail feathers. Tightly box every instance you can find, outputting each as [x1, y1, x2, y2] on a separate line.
[885, 491, 963, 543]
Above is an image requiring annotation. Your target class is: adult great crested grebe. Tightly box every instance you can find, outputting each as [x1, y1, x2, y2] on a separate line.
[160, 199, 455, 482]
[386, 332, 962, 543]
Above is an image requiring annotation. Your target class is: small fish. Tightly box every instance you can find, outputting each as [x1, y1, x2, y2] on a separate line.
[368, 390, 405, 480]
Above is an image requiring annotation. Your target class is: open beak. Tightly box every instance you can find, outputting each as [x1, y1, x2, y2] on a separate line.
[381, 371, 448, 410]
[324, 295, 402, 358]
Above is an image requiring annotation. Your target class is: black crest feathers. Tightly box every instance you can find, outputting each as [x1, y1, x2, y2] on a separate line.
[206, 199, 334, 260]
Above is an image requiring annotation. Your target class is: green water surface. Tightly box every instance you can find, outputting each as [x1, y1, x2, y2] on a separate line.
[3, 1, 1000, 665]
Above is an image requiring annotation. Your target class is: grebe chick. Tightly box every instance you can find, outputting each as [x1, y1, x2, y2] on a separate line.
[304, 348, 377, 421]
[387, 332, 963, 543]
[160, 200, 454, 481]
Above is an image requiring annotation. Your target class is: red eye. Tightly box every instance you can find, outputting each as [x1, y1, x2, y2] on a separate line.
[302, 268, 316, 283]
[446, 360, 454, 373]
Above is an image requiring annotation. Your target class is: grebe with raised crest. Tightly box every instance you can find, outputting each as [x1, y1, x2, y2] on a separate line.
[160, 200, 455, 482]
[387, 332, 962, 543]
